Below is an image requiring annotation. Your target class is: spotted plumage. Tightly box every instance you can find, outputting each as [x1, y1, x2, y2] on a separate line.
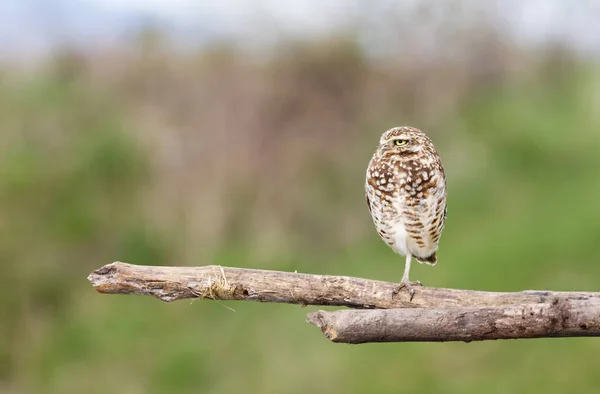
[365, 126, 447, 300]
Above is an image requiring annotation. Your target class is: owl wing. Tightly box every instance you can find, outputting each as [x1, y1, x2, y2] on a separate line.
[405, 185, 447, 265]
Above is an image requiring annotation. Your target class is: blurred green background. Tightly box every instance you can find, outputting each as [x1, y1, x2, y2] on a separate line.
[2, 1, 600, 393]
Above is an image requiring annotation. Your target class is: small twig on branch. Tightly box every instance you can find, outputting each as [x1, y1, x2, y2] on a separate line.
[88, 262, 600, 342]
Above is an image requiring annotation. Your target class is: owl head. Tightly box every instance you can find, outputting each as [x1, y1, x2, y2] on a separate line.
[377, 126, 434, 158]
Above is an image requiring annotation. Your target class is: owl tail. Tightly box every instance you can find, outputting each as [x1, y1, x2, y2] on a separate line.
[416, 252, 437, 266]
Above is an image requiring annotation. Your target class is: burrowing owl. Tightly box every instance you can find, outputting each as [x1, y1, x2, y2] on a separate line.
[365, 126, 447, 300]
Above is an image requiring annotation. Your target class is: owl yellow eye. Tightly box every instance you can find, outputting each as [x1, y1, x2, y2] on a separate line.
[394, 139, 408, 146]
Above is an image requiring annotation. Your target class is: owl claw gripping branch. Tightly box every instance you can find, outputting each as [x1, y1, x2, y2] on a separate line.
[365, 126, 447, 301]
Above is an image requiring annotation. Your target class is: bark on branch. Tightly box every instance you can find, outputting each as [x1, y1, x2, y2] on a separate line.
[88, 262, 600, 342]
[307, 301, 600, 343]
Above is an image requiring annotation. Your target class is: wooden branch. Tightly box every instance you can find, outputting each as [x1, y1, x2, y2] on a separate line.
[88, 262, 600, 309]
[307, 300, 600, 343]
[88, 262, 600, 342]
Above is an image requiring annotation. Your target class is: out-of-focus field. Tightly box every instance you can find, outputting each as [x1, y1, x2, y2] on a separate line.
[2, 19, 600, 394]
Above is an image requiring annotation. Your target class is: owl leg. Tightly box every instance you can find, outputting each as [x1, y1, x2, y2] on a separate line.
[392, 253, 422, 301]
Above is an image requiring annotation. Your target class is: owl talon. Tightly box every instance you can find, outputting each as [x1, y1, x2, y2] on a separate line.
[392, 280, 422, 301]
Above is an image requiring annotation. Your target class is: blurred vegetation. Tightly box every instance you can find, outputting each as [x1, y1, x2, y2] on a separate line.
[2, 17, 600, 394]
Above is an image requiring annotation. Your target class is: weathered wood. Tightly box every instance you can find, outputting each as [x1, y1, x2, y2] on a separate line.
[307, 298, 600, 343]
[88, 262, 600, 343]
[88, 262, 600, 309]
